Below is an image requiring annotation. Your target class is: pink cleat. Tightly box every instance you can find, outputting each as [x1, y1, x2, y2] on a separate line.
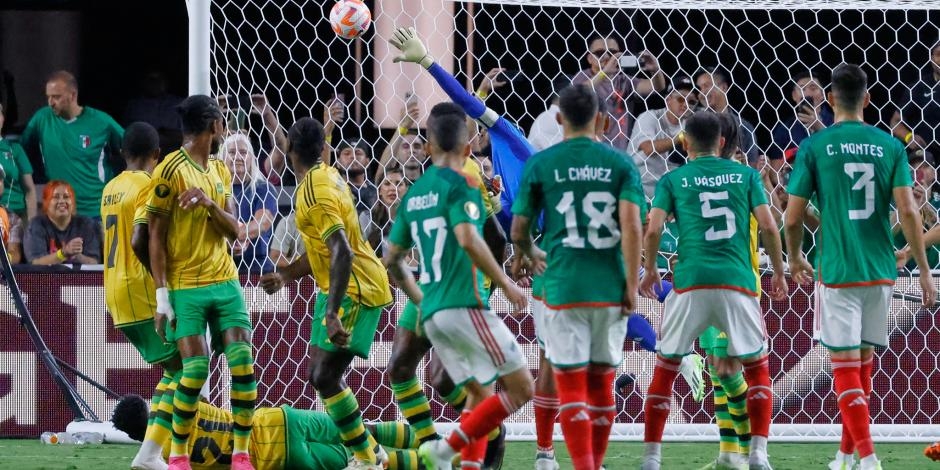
[231, 453, 256, 470]
[167, 456, 192, 470]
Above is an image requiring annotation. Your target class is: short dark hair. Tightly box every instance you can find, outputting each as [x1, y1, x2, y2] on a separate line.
[46, 70, 78, 91]
[427, 102, 468, 153]
[111, 394, 148, 442]
[717, 113, 740, 159]
[683, 111, 722, 154]
[177, 95, 223, 135]
[558, 84, 599, 129]
[830, 63, 868, 109]
[694, 67, 731, 88]
[337, 139, 372, 160]
[122, 122, 160, 160]
[288, 117, 326, 167]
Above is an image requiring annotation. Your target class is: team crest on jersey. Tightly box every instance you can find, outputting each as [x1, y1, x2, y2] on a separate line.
[154, 184, 171, 198]
[464, 201, 480, 220]
[80, 135, 91, 148]
[216, 182, 224, 194]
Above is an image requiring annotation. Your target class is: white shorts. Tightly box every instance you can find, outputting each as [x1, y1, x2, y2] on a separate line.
[543, 306, 628, 368]
[814, 283, 892, 349]
[531, 297, 549, 352]
[424, 307, 526, 386]
[658, 289, 767, 359]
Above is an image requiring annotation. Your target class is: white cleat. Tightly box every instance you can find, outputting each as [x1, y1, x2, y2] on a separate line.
[748, 457, 774, 470]
[418, 439, 455, 470]
[827, 454, 857, 470]
[534, 450, 560, 470]
[679, 354, 706, 402]
[130, 454, 169, 470]
[640, 456, 662, 470]
[343, 457, 383, 470]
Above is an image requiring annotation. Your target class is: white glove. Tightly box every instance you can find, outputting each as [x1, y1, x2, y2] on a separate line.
[155, 287, 175, 323]
[388, 27, 434, 69]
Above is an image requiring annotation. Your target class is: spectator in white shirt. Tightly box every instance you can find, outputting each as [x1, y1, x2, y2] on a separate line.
[527, 76, 569, 151]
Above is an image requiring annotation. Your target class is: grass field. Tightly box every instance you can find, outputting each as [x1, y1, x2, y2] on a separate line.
[0, 439, 934, 469]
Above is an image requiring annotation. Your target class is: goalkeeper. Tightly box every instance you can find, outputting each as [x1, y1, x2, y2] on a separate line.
[112, 393, 425, 470]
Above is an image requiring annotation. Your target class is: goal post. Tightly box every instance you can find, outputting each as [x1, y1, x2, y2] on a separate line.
[202, 0, 940, 442]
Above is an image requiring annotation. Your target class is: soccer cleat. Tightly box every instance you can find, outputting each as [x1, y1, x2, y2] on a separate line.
[343, 457, 383, 470]
[926, 442, 940, 461]
[166, 456, 192, 470]
[699, 454, 748, 470]
[130, 455, 168, 470]
[679, 353, 706, 402]
[857, 455, 882, 470]
[534, 450, 560, 470]
[747, 458, 774, 470]
[418, 440, 455, 470]
[640, 455, 662, 470]
[375, 446, 389, 467]
[230, 453, 255, 470]
[827, 454, 857, 470]
[483, 423, 507, 469]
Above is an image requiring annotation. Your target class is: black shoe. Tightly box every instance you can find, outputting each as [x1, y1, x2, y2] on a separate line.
[483, 423, 507, 469]
[616, 373, 636, 396]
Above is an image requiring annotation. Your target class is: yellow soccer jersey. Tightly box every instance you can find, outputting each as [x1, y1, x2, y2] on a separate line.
[101, 171, 157, 326]
[295, 164, 393, 308]
[161, 404, 287, 470]
[463, 158, 495, 217]
[146, 150, 238, 290]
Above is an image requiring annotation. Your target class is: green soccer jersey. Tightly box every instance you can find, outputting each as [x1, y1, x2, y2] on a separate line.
[653, 156, 767, 295]
[388, 165, 487, 320]
[0, 138, 33, 214]
[512, 137, 645, 308]
[787, 121, 911, 286]
[21, 106, 124, 217]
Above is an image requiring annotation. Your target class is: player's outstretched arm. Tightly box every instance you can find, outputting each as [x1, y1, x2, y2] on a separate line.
[454, 222, 526, 312]
[639, 208, 666, 299]
[383, 242, 423, 305]
[619, 200, 643, 312]
[259, 254, 312, 294]
[753, 204, 788, 301]
[783, 194, 814, 284]
[894, 185, 938, 307]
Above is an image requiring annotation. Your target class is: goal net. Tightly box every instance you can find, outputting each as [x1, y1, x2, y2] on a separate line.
[206, 0, 940, 441]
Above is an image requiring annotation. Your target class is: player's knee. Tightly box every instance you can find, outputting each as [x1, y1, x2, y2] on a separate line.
[387, 353, 417, 384]
[506, 370, 535, 407]
[308, 365, 341, 395]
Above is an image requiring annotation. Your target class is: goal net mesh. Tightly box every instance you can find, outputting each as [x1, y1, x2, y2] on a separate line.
[207, 0, 940, 440]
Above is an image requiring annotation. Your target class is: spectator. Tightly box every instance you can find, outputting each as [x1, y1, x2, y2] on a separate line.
[694, 67, 760, 164]
[571, 36, 666, 150]
[334, 139, 378, 215]
[268, 213, 304, 269]
[0, 165, 15, 262]
[20, 70, 124, 219]
[218, 93, 288, 184]
[527, 75, 568, 152]
[123, 70, 183, 152]
[376, 95, 428, 183]
[24, 180, 101, 265]
[912, 158, 940, 208]
[768, 70, 833, 173]
[891, 41, 940, 166]
[0, 102, 37, 221]
[365, 167, 410, 257]
[628, 76, 696, 198]
[222, 133, 277, 274]
[894, 177, 940, 270]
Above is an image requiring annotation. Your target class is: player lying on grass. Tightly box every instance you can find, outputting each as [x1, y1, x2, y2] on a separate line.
[112, 394, 426, 470]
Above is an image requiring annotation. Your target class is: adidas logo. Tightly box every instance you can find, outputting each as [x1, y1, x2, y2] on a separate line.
[653, 402, 671, 411]
[570, 410, 591, 422]
[848, 396, 867, 407]
[593, 417, 611, 426]
[751, 391, 770, 400]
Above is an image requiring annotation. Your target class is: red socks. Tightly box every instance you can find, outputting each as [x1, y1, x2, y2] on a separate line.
[446, 392, 516, 453]
[533, 393, 559, 451]
[743, 355, 773, 439]
[644, 357, 680, 444]
[458, 411, 487, 469]
[555, 367, 593, 470]
[833, 357, 874, 458]
[840, 355, 874, 454]
[587, 367, 616, 467]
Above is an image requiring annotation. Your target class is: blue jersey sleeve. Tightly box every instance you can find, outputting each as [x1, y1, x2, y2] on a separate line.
[427, 63, 486, 119]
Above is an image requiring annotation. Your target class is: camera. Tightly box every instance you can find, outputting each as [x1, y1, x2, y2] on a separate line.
[619, 55, 639, 75]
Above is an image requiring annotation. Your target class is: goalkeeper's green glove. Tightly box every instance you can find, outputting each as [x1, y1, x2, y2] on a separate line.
[389, 27, 434, 69]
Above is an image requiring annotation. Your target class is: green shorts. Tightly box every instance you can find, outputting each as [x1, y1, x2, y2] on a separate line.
[283, 405, 348, 470]
[119, 320, 179, 364]
[396, 287, 493, 337]
[312, 292, 382, 359]
[699, 326, 730, 358]
[166, 279, 251, 349]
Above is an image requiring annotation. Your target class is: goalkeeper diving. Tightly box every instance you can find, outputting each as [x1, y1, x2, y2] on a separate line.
[112, 393, 427, 470]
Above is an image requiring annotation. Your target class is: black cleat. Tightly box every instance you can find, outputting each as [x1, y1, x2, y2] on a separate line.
[483, 423, 507, 469]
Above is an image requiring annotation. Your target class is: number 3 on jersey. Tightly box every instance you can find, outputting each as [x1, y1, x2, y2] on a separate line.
[844, 162, 874, 220]
[555, 191, 619, 249]
[410, 216, 446, 283]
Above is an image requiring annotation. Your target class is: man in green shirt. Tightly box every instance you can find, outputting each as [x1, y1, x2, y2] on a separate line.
[785, 63, 936, 470]
[20, 70, 124, 219]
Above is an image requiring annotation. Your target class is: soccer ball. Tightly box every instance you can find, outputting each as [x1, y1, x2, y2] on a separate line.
[329, 0, 372, 40]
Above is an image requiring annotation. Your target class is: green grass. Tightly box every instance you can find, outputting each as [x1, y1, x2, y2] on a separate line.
[0, 439, 933, 469]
